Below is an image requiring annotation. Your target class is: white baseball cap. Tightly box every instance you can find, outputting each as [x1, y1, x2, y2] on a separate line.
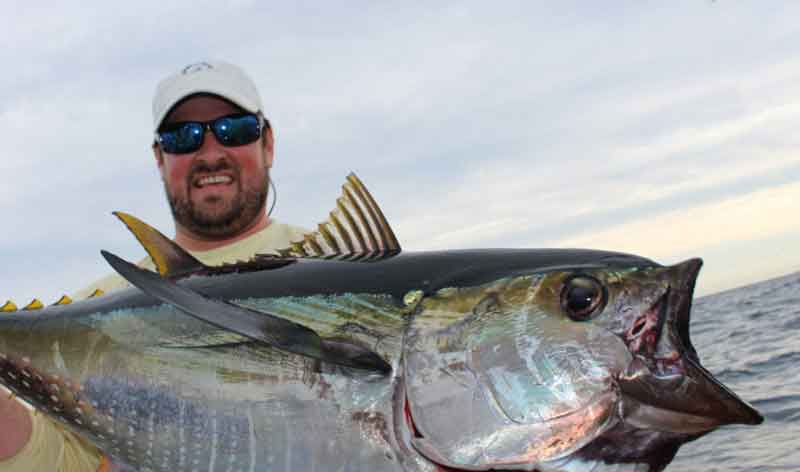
[152, 61, 264, 132]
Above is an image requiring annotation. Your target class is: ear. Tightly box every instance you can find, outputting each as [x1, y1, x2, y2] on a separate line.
[262, 126, 275, 169]
[152, 143, 166, 179]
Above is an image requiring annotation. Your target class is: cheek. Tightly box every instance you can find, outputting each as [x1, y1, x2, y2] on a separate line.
[238, 158, 263, 175]
[232, 148, 268, 181]
[162, 160, 191, 191]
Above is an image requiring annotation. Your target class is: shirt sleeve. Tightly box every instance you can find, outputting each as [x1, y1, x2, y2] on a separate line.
[72, 256, 155, 300]
[0, 410, 103, 472]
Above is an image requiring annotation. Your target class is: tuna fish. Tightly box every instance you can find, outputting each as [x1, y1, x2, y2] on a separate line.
[0, 174, 761, 471]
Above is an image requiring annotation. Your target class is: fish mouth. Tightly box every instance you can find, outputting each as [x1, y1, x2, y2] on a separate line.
[617, 258, 763, 432]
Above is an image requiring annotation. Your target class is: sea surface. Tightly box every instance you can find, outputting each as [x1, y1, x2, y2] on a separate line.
[669, 271, 799, 471]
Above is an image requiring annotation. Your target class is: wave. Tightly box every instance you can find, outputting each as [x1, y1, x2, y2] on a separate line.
[751, 394, 800, 423]
[746, 350, 800, 371]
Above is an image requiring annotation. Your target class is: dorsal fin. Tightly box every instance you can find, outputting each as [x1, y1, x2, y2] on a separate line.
[113, 211, 206, 278]
[1, 301, 17, 312]
[23, 299, 43, 311]
[53, 295, 72, 306]
[277, 173, 401, 261]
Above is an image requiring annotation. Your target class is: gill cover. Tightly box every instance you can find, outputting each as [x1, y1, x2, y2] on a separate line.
[403, 275, 630, 469]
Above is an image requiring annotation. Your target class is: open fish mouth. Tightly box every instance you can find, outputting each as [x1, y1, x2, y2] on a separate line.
[617, 259, 763, 432]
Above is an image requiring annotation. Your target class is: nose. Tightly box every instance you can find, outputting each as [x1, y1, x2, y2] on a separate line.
[193, 127, 227, 162]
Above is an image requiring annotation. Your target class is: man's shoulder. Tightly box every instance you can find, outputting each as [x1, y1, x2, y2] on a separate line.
[258, 220, 309, 249]
[72, 273, 127, 300]
[171, 220, 310, 267]
[72, 256, 154, 300]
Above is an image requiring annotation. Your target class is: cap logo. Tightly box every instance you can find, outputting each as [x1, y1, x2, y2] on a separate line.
[182, 62, 213, 75]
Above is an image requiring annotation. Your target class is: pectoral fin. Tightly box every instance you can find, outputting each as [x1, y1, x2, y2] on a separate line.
[101, 250, 391, 374]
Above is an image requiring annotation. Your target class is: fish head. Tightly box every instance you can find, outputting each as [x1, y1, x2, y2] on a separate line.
[402, 255, 762, 471]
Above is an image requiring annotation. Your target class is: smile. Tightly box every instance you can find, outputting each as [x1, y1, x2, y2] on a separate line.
[194, 174, 233, 188]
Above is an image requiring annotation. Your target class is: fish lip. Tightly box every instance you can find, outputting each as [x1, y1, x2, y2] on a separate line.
[670, 260, 701, 363]
[618, 258, 764, 429]
[682, 355, 763, 425]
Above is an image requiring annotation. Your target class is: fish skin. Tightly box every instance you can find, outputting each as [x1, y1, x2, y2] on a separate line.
[0, 248, 762, 471]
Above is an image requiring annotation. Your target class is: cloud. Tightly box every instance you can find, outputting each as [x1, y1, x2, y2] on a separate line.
[549, 182, 800, 294]
[2, 2, 800, 305]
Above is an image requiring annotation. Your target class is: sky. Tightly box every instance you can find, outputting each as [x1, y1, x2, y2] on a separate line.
[0, 1, 798, 306]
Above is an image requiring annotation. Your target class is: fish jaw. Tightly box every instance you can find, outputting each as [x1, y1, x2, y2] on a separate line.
[616, 258, 763, 431]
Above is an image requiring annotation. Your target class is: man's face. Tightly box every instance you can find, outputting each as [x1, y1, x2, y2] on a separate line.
[154, 95, 274, 239]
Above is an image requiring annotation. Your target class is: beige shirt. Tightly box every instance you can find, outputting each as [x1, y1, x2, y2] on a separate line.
[4, 220, 309, 472]
[74, 219, 309, 299]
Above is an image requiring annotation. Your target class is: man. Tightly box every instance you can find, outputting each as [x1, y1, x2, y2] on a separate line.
[75, 60, 308, 298]
[0, 61, 308, 471]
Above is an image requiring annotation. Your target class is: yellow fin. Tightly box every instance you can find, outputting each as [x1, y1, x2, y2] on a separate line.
[277, 173, 401, 261]
[0, 301, 17, 312]
[88, 289, 104, 298]
[53, 295, 73, 305]
[23, 299, 44, 311]
[113, 212, 205, 278]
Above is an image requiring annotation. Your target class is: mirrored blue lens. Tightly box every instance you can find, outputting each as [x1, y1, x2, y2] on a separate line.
[158, 123, 204, 154]
[213, 114, 261, 146]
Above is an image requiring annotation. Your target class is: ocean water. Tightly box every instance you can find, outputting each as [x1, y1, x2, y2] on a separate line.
[669, 271, 800, 471]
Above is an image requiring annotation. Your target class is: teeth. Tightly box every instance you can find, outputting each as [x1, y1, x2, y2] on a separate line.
[197, 175, 232, 187]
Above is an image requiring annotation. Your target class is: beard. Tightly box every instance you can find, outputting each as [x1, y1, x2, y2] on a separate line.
[165, 159, 268, 239]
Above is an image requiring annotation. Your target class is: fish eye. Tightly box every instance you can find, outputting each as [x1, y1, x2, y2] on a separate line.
[560, 275, 607, 321]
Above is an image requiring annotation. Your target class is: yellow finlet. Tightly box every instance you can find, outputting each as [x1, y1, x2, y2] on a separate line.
[23, 299, 44, 311]
[88, 289, 104, 298]
[53, 295, 73, 305]
[0, 301, 17, 312]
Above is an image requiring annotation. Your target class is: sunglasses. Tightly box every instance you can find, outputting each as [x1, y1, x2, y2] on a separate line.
[156, 113, 265, 154]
